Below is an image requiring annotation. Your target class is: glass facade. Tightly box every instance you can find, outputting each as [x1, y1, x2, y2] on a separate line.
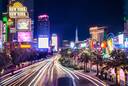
[38, 15, 50, 37]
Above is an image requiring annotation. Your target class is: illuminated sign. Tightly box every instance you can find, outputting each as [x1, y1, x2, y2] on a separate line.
[118, 34, 124, 44]
[18, 32, 32, 42]
[80, 43, 86, 48]
[10, 27, 16, 33]
[38, 37, 49, 48]
[9, 2, 28, 18]
[20, 44, 31, 48]
[125, 38, 128, 48]
[0, 40, 2, 48]
[17, 19, 31, 30]
[52, 34, 58, 51]
[107, 39, 113, 53]
[70, 42, 75, 49]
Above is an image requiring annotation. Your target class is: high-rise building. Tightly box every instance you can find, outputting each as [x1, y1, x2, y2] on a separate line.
[8, 1, 32, 49]
[89, 26, 105, 43]
[38, 14, 50, 37]
[37, 14, 50, 51]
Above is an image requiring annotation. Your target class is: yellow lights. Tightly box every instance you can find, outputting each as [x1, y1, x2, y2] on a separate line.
[107, 39, 113, 53]
[9, 12, 27, 18]
[9, 7, 27, 12]
[9, 2, 28, 18]
[12, 2, 23, 7]
[20, 44, 31, 48]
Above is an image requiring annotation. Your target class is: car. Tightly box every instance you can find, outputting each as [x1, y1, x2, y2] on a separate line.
[57, 77, 74, 86]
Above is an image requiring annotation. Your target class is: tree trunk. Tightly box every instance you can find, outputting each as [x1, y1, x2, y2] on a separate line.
[85, 62, 87, 72]
[96, 63, 99, 76]
[124, 71, 127, 86]
[89, 61, 92, 72]
[84, 61, 85, 72]
[115, 67, 120, 86]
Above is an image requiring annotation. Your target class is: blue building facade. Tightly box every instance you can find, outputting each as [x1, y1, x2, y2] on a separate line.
[37, 14, 50, 37]
[37, 14, 50, 51]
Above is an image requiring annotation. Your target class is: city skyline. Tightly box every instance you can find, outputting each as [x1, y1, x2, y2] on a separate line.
[1, 0, 124, 41]
[35, 0, 123, 41]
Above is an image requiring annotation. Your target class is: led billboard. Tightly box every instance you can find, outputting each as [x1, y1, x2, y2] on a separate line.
[52, 35, 58, 51]
[17, 19, 31, 30]
[18, 32, 32, 42]
[118, 34, 124, 44]
[38, 37, 49, 48]
[20, 44, 31, 48]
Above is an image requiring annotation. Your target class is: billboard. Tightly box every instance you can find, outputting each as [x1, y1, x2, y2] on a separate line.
[9, 2, 28, 18]
[10, 27, 16, 33]
[18, 32, 32, 42]
[38, 37, 49, 48]
[16, 19, 31, 30]
[52, 35, 58, 51]
[118, 34, 124, 44]
[20, 44, 31, 48]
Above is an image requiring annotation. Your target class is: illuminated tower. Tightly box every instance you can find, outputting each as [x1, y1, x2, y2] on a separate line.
[75, 27, 79, 43]
[38, 14, 50, 38]
[37, 14, 50, 50]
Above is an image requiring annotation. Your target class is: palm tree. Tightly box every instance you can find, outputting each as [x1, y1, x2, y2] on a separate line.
[92, 51, 103, 76]
[109, 49, 126, 86]
[122, 66, 128, 86]
[80, 51, 90, 72]
[120, 51, 128, 86]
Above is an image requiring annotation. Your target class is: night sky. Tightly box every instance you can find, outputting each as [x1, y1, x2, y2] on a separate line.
[35, 0, 124, 41]
[1, 0, 124, 42]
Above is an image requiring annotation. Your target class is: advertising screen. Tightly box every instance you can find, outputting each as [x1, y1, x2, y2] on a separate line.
[18, 32, 31, 42]
[0, 40, 2, 48]
[118, 34, 124, 44]
[38, 37, 49, 48]
[52, 36, 58, 51]
[17, 19, 30, 30]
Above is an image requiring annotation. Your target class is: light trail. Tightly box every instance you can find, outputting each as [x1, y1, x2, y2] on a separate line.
[9, 71, 34, 86]
[12, 62, 47, 86]
[35, 62, 53, 86]
[0, 60, 48, 86]
[75, 71, 107, 86]
[56, 62, 77, 86]
[28, 62, 51, 86]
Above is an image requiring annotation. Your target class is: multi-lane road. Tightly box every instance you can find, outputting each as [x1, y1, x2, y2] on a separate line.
[0, 54, 107, 86]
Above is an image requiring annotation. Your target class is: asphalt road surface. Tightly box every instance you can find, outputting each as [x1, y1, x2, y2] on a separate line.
[0, 54, 107, 86]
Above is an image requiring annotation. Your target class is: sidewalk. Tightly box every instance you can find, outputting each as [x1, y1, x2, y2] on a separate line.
[0, 59, 43, 77]
[78, 70, 116, 86]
